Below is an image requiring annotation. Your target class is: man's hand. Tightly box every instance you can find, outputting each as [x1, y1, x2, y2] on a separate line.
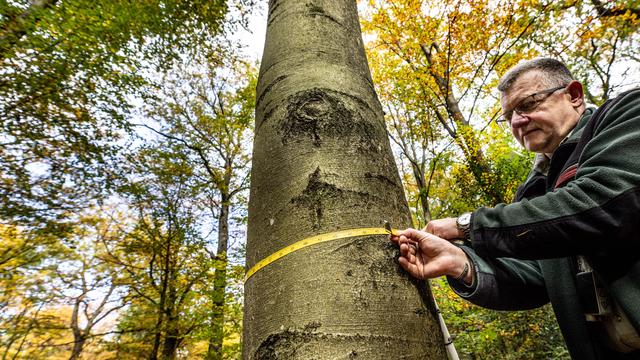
[390, 228, 473, 284]
[423, 217, 463, 240]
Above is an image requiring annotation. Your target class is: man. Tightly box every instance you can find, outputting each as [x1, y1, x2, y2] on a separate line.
[390, 58, 640, 359]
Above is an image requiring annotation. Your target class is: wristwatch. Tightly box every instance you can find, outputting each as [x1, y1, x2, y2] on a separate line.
[456, 212, 472, 241]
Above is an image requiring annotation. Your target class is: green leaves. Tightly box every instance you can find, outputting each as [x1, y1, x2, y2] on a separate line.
[432, 278, 570, 359]
[1, 1, 257, 358]
[0, 0, 231, 228]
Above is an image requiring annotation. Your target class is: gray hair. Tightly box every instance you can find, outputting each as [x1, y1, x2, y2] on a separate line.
[498, 58, 574, 93]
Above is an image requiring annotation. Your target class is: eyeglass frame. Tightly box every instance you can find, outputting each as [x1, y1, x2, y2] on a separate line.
[497, 85, 568, 124]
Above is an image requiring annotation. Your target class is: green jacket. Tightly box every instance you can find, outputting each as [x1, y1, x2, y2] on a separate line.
[449, 88, 640, 360]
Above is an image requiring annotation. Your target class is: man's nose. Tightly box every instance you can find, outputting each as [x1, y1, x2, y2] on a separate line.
[510, 112, 530, 128]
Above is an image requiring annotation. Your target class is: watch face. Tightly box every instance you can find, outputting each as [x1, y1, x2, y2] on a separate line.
[458, 213, 471, 226]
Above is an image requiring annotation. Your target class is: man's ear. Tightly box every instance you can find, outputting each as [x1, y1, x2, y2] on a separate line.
[566, 81, 584, 108]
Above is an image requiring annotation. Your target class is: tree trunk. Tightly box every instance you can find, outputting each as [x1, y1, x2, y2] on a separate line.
[420, 44, 506, 206]
[161, 318, 179, 360]
[409, 160, 432, 223]
[150, 237, 172, 360]
[69, 294, 86, 360]
[206, 191, 230, 360]
[161, 239, 181, 360]
[68, 337, 85, 360]
[243, 1, 447, 359]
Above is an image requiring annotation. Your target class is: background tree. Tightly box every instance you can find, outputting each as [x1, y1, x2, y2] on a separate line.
[0, 215, 129, 359]
[1, 2, 256, 357]
[0, 224, 69, 359]
[50, 217, 129, 360]
[361, 0, 550, 207]
[103, 145, 214, 360]
[0, 0, 242, 229]
[140, 58, 256, 359]
[533, 0, 640, 104]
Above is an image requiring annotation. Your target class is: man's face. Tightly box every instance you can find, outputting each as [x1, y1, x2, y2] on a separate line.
[501, 71, 582, 154]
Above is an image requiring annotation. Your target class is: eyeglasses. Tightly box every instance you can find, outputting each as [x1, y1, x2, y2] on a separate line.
[498, 85, 567, 124]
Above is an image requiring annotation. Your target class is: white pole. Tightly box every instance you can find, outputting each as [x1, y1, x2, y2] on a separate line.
[432, 292, 460, 360]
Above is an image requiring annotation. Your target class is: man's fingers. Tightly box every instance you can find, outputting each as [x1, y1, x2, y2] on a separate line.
[399, 243, 416, 264]
[399, 242, 417, 255]
[391, 228, 439, 247]
[394, 226, 462, 280]
[389, 234, 399, 244]
[399, 242, 410, 257]
[401, 257, 447, 279]
[398, 257, 422, 278]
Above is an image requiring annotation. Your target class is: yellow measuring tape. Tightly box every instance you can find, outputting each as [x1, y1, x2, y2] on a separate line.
[244, 223, 399, 282]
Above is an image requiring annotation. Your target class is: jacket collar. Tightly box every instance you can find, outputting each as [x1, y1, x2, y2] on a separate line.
[529, 107, 596, 177]
[564, 107, 595, 144]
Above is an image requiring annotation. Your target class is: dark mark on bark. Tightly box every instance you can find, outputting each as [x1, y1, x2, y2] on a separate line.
[303, 321, 321, 332]
[268, 0, 281, 18]
[354, 288, 370, 309]
[306, 3, 341, 26]
[257, 75, 287, 108]
[252, 327, 313, 360]
[256, 57, 287, 89]
[364, 172, 397, 188]
[291, 167, 355, 229]
[267, 0, 282, 26]
[259, 107, 275, 131]
[345, 270, 353, 277]
[290, 167, 372, 229]
[349, 350, 359, 359]
[253, 328, 402, 360]
[280, 88, 380, 153]
[281, 90, 333, 147]
[414, 308, 428, 316]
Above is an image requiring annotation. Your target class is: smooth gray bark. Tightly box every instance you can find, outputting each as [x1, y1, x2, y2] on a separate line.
[207, 194, 230, 360]
[244, 0, 447, 359]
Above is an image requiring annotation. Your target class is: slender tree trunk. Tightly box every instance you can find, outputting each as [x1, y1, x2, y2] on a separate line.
[206, 191, 230, 360]
[69, 294, 85, 360]
[243, 1, 447, 359]
[159, 277, 179, 360]
[161, 241, 180, 360]
[161, 317, 179, 360]
[150, 302, 164, 359]
[420, 44, 506, 205]
[68, 337, 86, 360]
[409, 161, 432, 223]
[150, 239, 172, 360]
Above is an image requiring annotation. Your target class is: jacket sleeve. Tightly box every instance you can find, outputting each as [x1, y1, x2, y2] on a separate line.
[471, 89, 640, 261]
[447, 246, 549, 310]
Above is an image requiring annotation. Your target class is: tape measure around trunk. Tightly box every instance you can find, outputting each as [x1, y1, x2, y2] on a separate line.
[244, 225, 399, 283]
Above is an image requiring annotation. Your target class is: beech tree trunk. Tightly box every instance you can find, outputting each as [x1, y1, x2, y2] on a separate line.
[206, 191, 230, 359]
[243, 0, 447, 359]
[161, 320, 179, 360]
[68, 332, 85, 360]
[69, 295, 85, 360]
